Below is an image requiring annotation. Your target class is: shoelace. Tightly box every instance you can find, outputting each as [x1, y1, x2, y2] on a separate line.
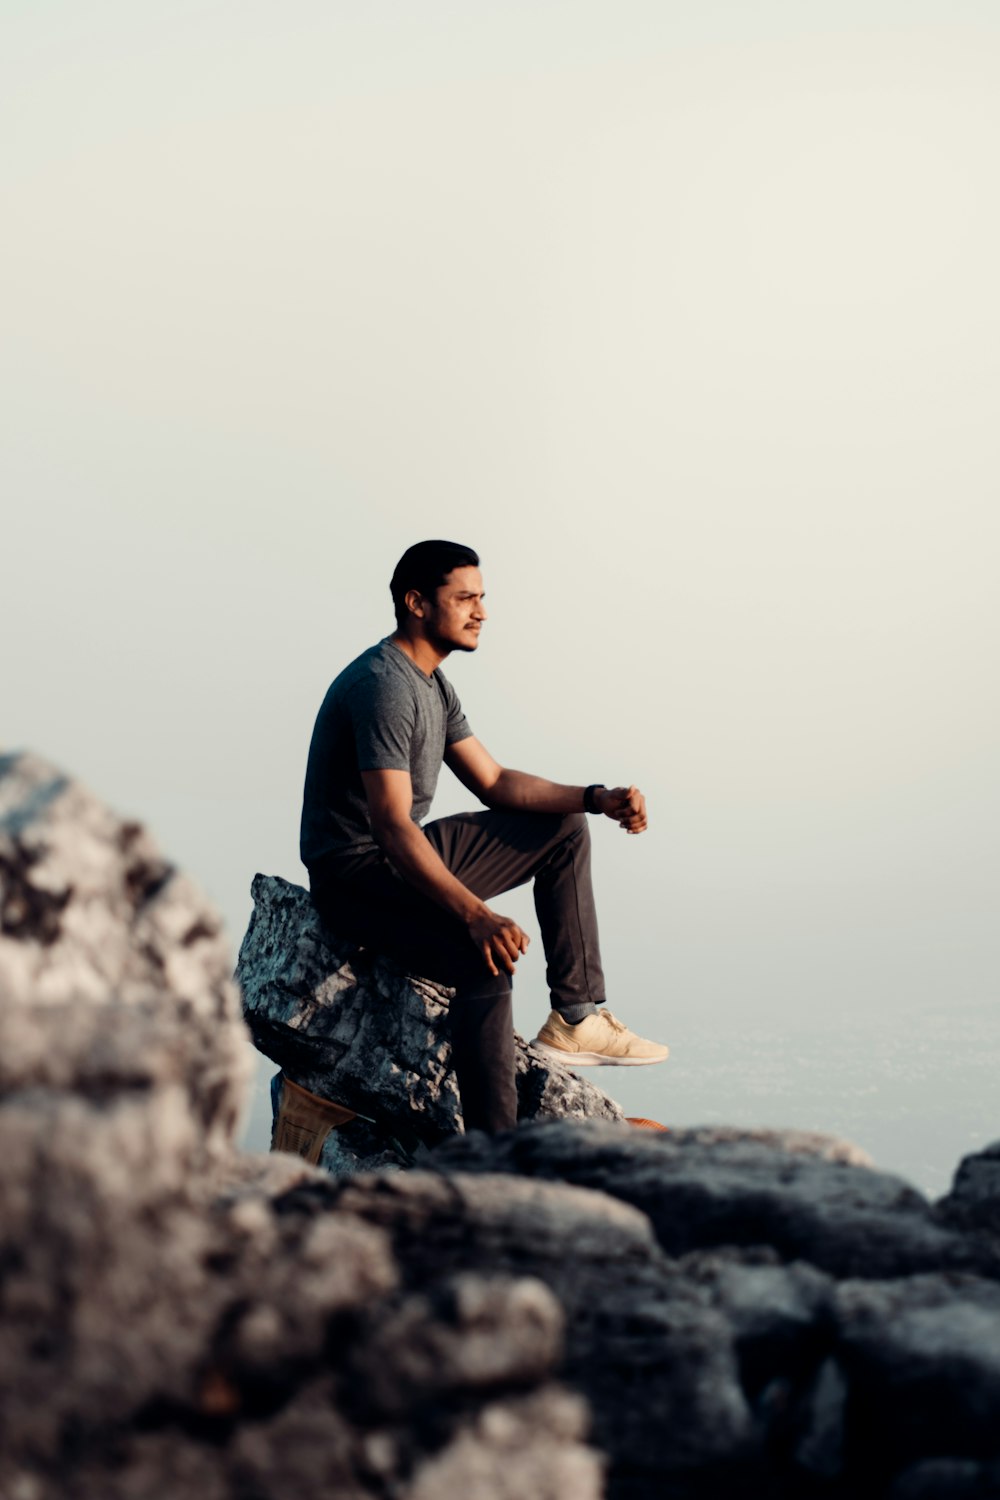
[600, 1010, 628, 1034]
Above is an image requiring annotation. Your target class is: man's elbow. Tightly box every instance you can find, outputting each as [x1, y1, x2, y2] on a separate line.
[369, 812, 413, 854]
[477, 767, 508, 809]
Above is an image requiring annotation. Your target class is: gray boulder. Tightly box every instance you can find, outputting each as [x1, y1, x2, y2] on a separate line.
[429, 1119, 998, 1278]
[833, 1273, 1000, 1475]
[672, 1123, 873, 1167]
[678, 1247, 834, 1386]
[0, 749, 251, 1158]
[236, 872, 626, 1165]
[289, 1168, 762, 1495]
[937, 1139, 1000, 1237]
[676, 1249, 849, 1483]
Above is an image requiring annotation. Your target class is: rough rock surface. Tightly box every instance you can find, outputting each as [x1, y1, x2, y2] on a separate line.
[237, 871, 626, 1168]
[936, 1138, 1000, 1238]
[0, 749, 250, 1158]
[286, 1169, 762, 1494]
[0, 754, 600, 1500]
[430, 1120, 999, 1279]
[9, 750, 1000, 1500]
[833, 1273, 1000, 1470]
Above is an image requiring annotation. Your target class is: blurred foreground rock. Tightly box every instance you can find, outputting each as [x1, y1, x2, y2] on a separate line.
[6, 750, 1000, 1500]
[430, 1121, 997, 1279]
[936, 1139, 1000, 1238]
[0, 753, 600, 1500]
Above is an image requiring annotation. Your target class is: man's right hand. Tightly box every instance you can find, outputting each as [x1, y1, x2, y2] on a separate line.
[597, 784, 648, 834]
[467, 908, 530, 976]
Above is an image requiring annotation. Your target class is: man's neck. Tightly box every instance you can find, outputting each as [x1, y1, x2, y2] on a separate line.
[390, 631, 448, 677]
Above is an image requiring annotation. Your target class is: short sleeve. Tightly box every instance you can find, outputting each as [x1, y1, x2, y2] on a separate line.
[349, 675, 416, 771]
[441, 673, 473, 745]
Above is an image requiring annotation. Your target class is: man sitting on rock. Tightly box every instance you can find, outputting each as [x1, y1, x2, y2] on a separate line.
[301, 539, 668, 1134]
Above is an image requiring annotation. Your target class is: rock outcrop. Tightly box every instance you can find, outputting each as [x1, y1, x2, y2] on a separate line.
[237, 871, 626, 1170]
[0, 749, 250, 1158]
[414, 1123, 1000, 1492]
[0, 753, 600, 1500]
[429, 1121, 1000, 1279]
[7, 749, 1000, 1500]
[936, 1139, 1000, 1238]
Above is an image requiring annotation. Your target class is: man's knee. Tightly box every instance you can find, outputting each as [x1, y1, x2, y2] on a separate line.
[537, 811, 591, 875]
[531, 811, 590, 871]
[454, 972, 513, 1004]
[559, 810, 589, 842]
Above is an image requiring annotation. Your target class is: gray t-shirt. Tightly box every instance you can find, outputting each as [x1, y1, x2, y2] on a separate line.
[299, 637, 473, 869]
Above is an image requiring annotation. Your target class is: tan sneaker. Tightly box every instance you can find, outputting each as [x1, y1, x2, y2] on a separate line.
[531, 1008, 670, 1066]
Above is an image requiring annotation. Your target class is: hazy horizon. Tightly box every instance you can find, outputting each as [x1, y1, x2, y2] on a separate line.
[5, 1, 998, 1196]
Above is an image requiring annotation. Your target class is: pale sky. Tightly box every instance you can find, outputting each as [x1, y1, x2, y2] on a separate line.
[4, 1, 998, 1187]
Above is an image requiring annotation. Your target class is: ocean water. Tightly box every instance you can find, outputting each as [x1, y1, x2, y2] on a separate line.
[575, 999, 1000, 1200]
[241, 997, 1000, 1202]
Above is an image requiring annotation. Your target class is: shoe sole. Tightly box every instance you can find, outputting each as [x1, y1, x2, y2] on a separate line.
[531, 1042, 669, 1067]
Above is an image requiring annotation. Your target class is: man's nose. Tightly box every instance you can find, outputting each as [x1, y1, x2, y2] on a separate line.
[474, 601, 487, 620]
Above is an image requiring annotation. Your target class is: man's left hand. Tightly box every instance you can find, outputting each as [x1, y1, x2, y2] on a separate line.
[597, 785, 647, 834]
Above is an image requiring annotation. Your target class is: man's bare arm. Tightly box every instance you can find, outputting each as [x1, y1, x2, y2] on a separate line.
[445, 737, 648, 834]
[360, 767, 529, 975]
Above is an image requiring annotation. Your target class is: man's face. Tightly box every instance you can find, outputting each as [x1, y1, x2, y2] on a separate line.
[420, 565, 487, 652]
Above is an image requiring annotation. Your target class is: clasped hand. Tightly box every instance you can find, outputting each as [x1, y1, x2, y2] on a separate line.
[467, 908, 530, 977]
[596, 784, 647, 834]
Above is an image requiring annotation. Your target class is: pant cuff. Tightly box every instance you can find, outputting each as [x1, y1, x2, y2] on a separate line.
[556, 1000, 600, 1024]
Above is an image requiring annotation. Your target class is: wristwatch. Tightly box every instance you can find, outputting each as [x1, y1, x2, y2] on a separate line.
[583, 783, 606, 814]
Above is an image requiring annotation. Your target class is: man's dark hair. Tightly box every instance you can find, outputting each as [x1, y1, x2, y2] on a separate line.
[390, 540, 480, 628]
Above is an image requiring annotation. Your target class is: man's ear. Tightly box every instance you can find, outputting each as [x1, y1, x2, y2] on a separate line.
[404, 588, 425, 619]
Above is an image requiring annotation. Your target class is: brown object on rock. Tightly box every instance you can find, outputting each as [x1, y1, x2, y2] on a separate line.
[273, 1074, 357, 1163]
[627, 1117, 669, 1132]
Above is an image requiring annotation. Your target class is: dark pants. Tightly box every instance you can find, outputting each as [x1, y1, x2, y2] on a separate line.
[309, 809, 607, 1135]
